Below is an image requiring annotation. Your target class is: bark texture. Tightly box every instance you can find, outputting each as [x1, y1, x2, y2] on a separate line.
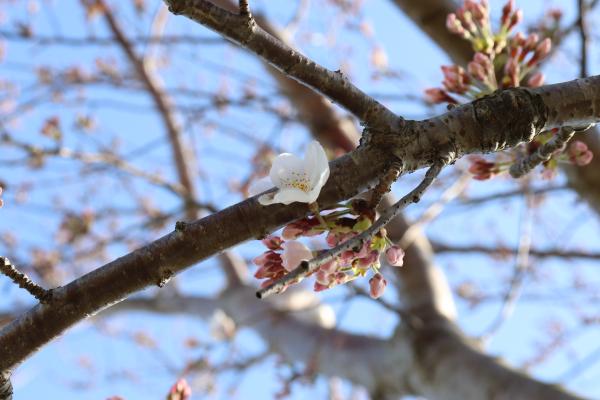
[390, 0, 600, 214]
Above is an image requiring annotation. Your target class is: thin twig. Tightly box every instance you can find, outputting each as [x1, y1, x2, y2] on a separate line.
[431, 242, 600, 261]
[509, 126, 582, 178]
[478, 191, 534, 344]
[0, 257, 49, 303]
[577, 0, 589, 78]
[457, 185, 565, 206]
[0, 30, 222, 46]
[163, 0, 399, 130]
[257, 162, 445, 299]
[239, 0, 250, 16]
[398, 172, 470, 249]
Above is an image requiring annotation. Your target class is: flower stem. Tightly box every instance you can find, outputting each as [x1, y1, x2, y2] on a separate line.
[309, 202, 328, 229]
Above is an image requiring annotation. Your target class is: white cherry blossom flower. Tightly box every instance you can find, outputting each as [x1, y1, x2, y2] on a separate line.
[249, 140, 330, 206]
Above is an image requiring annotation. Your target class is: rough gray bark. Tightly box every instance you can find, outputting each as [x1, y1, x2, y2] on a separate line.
[1, 73, 598, 372]
[390, 0, 600, 215]
[0, 372, 11, 400]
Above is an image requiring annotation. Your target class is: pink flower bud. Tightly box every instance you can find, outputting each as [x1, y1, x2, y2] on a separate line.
[424, 88, 458, 104]
[468, 61, 486, 81]
[314, 281, 329, 292]
[281, 218, 320, 240]
[316, 269, 331, 285]
[385, 246, 405, 267]
[446, 13, 464, 35]
[468, 156, 497, 180]
[501, 0, 515, 26]
[167, 379, 192, 400]
[534, 38, 552, 60]
[548, 8, 562, 21]
[355, 250, 380, 270]
[334, 271, 349, 285]
[474, 52, 491, 69]
[441, 65, 470, 94]
[508, 9, 523, 30]
[319, 259, 338, 274]
[511, 33, 525, 52]
[261, 235, 283, 250]
[369, 273, 387, 299]
[524, 33, 539, 51]
[504, 57, 520, 87]
[568, 141, 594, 166]
[527, 72, 545, 88]
[326, 232, 339, 247]
[252, 251, 281, 267]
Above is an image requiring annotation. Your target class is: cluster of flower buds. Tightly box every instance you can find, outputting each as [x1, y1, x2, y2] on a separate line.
[446, 0, 493, 52]
[467, 52, 495, 89]
[446, 0, 523, 56]
[253, 236, 313, 290]
[253, 200, 406, 298]
[428, 0, 552, 105]
[503, 33, 551, 87]
[567, 141, 594, 166]
[500, 0, 522, 35]
[427, 1, 584, 180]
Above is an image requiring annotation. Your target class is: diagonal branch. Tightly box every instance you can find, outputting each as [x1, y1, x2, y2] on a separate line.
[0, 38, 599, 373]
[101, 1, 197, 219]
[163, 0, 399, 130]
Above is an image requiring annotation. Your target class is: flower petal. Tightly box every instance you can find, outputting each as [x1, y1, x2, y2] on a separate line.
[305, 141, 330, 188]
[281, 240, 313, 271]
[269, 153, 305, 188]
[272, 187, 313, 205]
[248, 176, 273, 197]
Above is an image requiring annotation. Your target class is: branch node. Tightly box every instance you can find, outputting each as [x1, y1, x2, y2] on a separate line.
[239, 0, 251, 16]
[175, 220, 188, 232]
[157, 269, 174, 288]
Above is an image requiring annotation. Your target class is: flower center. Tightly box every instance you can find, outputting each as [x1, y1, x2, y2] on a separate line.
[282, 171, 310, 192]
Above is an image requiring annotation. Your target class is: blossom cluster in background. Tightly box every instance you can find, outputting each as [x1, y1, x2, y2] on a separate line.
[425, 0, 592, 180]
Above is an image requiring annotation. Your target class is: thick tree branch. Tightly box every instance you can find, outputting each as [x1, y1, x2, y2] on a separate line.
[389, 0, 600, 215]
[402, 320, 585, 400]
[104, 287, 583, 399]
[0, 70, 598, 373]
